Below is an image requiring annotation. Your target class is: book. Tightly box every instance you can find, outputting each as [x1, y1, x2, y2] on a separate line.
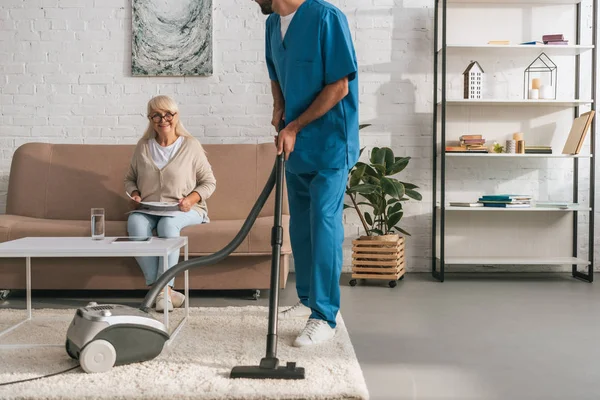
[542, 34, 564, 41]
[534, 201, 571, 209]
[488, 40, 510, 45]
[482, 203, 531, 208]
[479, 195, 532, 201]
[562, 111, 595, 154]
[449, 202, 484, 207]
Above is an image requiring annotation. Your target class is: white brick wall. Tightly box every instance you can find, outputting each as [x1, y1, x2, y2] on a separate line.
[0, 0, 598, 273]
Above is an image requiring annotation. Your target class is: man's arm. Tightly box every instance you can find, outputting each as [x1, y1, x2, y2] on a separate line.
[276, 76, 349, 158]
[271, 80, 285, 129]
[285, 76, 348, 134]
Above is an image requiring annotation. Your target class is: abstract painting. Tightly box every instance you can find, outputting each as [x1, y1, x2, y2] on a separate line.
[132, 0, 212, 76]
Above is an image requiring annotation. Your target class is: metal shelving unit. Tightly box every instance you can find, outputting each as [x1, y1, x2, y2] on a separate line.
[432, 0, 597, 282]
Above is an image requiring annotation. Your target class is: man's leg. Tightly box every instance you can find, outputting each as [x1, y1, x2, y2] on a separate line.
[127, 212, 159, 285]
[285, 170, 314, 308]
[308, 167, 347, 329]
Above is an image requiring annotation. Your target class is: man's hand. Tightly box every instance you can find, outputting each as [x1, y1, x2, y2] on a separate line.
[178, 196, 194, 212]
[276, 120, 300, 160]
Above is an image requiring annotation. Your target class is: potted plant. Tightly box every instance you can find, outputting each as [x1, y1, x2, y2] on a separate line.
[344, 134, 422, 287]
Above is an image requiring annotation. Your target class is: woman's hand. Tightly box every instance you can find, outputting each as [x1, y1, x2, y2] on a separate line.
[129, 192, 142, 210]
[178, 195, 194, 212]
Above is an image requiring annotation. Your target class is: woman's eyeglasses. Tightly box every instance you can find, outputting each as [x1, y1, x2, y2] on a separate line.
[150, 112, 176, 123]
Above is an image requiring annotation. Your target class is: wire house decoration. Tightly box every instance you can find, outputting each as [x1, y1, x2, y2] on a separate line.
[523, 52, 557, 100]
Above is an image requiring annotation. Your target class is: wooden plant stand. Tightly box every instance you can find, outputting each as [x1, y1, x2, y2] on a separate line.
[350, 234, 405, 288]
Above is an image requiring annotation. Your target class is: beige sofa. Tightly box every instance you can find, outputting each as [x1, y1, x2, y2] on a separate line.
[0, 142, 291, 291]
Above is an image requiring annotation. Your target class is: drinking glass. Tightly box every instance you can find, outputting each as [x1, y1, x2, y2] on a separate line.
[91, 208, 105, 240]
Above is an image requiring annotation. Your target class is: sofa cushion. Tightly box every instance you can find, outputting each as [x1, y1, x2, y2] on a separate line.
[0, 215, 291, 255]
[182, 216, 291, 255]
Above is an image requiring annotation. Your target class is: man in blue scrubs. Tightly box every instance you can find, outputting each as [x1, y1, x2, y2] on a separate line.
[253, 0, 359, 347]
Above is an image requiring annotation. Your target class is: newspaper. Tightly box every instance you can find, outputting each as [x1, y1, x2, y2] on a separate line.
[126, 192, 181, 217]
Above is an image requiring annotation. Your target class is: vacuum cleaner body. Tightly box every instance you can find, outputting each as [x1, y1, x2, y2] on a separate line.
[66, 303, 169, 373]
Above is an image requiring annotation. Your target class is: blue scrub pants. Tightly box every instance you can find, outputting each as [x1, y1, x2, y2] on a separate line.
[285, 167, 347, 329]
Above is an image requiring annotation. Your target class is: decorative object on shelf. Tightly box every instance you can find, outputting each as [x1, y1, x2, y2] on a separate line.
[463, 61, 484, 99]
[512, 132, 525, 153]
[523, 53, 557, 100]
[505, 139, 516, 153]
[513, 132, 524, 141]
[528, 89, 539, 99]
[539, 85, 554, 99]
[492, 142, 504, 153]
[345, 143, 422, 287]
[562, 111, 595, 154]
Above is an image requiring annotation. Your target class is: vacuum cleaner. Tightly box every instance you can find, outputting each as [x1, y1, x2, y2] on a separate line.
[65, 149, 305, 379]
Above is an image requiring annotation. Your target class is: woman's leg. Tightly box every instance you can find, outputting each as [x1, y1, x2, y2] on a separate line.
[156, 211, 205, 287]
[127, 212, 160, 285]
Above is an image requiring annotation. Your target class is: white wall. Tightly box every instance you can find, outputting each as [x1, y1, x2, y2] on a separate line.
[0, 0, 597, 272]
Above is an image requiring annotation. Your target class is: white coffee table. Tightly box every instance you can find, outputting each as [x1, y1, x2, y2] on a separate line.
[0, 236, 189, 349]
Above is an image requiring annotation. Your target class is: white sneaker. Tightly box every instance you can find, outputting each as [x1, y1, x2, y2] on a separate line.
[279, 301, 312, 320]
[293, 318, 336, 347]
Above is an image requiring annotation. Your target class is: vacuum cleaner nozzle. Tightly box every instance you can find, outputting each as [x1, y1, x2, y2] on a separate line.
[230, 357, 305, 380]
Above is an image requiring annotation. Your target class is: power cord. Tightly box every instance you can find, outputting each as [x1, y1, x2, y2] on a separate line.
[0, 365, 80, 387]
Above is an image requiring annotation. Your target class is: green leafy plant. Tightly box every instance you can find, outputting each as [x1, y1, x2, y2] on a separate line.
[345, 126, 422, 236]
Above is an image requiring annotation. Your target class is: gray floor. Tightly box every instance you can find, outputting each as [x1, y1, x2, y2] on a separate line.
[2, 272, 600, 400]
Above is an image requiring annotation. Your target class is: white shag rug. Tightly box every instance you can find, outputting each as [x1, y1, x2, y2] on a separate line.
[0, 307, 369, 400]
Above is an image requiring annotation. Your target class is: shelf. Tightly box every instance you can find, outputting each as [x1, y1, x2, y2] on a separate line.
[446, 0, 583, 4]
[438, 99, 593, 106]
[438, 256, 590, 265]
[444, 153, 592, 158]
[439, 205, 590, 212]
[440, 44, 593, 56]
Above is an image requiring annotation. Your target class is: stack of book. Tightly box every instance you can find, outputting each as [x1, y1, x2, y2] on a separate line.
[446, 135, 488, 153]
[478, 194, 532, 208]
[542, 34, 568, 45]
[525, 145, 552, 154]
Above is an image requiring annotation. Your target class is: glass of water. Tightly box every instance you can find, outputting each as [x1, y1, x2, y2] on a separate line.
[91, 208, 105, 240]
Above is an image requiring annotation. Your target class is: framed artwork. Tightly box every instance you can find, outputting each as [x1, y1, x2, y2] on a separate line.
[132, 0, 212, 76]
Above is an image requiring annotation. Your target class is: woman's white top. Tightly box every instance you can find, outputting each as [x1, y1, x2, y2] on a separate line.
[150, 136, 184, 170]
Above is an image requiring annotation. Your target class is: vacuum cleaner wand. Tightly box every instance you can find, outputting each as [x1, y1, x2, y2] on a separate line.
[139, 150, 304, 380]
[230, 150, 305, 380]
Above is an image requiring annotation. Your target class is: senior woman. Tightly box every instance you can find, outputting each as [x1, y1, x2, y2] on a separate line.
[124, 95, 216, 312]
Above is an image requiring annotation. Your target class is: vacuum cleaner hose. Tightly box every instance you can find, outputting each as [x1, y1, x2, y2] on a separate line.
[140, 155, 281, 311]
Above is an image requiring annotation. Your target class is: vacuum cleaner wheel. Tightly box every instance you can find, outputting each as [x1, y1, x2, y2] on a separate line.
[79, 339, 117, 373]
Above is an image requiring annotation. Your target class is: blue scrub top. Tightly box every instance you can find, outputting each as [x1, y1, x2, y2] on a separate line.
[265, 0, 359, 174]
